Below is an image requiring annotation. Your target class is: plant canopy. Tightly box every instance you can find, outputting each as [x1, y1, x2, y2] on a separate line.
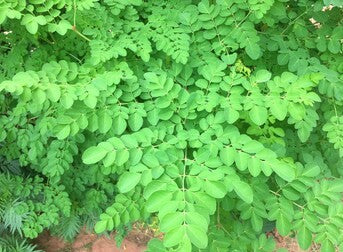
[0, 0, 342, 251]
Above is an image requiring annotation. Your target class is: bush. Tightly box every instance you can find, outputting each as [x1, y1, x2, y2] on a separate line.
[0, 0, 342, 251]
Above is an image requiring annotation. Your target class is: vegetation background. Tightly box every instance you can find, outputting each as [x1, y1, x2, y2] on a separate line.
[0, 0, 342, 251]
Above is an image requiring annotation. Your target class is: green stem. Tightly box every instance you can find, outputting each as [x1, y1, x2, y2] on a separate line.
[72, 29, 91, 42]
[281, 9, 308, 35]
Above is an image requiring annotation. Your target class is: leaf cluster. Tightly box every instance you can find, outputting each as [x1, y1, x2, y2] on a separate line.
[0, 0, 342, 251]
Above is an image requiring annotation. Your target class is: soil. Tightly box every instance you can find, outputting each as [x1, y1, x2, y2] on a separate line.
[35, 228, 321, 252]
[269, 230, 321, 252]
[34, 228, 147, 252]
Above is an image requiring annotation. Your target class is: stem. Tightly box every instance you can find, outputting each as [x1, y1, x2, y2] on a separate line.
[67, 52, 82, 63]
[217, 202, 221, 225]
[0, 45, 12, 50]
[236, 10, 252, 28]
[71, 0, 90, 42]
[269, 190, 305, 210]
[332, 99, 339, 118]
[72, 29, 91, 42]
[73, 0, 77, 27]
[182, 146, 187, 204]
[281, 9, 308, 35]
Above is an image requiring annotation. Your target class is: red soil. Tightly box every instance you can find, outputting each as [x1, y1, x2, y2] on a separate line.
[34, 229, 147, 252]
[35, 228, 324, 252]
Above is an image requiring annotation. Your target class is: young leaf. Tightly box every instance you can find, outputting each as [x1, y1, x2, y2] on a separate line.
[146, 191, 173, 212]
[98, 111, 112, 134]
[128, 113, 143, 131]
[249, 106, 268, 126]
[297, 225, 312, 250]
[94, 220, 107, 234]
[82, 146, 108, 164]
[271, 162, 295, 182]
[117, 172, 141, 193]
[245, 43, 261, 60]
[255, 70, 271, 83]
[232, 180, 253, 204]
[186, 224, 208, 249]
[204, 180, 226, 198]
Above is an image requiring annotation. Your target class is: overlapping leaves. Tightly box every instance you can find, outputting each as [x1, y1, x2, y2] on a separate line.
[0, 0, 342, 252]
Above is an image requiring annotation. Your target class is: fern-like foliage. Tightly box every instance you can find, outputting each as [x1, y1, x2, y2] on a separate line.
[50, 212, 81, 242]
[0, 233, 42, 252]
[0, 173, 71, 239]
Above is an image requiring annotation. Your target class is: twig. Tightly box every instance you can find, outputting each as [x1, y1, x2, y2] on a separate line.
[0, 45, 12, 50]
[269, 190, 304, 209]
[67, 52, 82, 63]
[236, 10, 252, 28]
[71, 0, 91, 42]
[72, 26, 91, 42]
[281, 10, 309, 35]
[73, 0, 77, 28]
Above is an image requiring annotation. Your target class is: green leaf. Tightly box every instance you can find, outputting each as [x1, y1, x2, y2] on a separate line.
[117, 172, 141, 193]
[270, 99, 288, 121]
[248, 158, 261, 177]
[297, 226, 312, 250]
[204, 180, 226, 198]
[302, 164, 320, 177]
[56, 20, 72, 35]
[21, 14, 39, 34]
[251, 213, 263, 232]
[288, 103, 305, 120]
[115, 149, 130, 166]
[146, 239, 166, 252]
[328, 179, 343, 192]
[94, 220, 107, 233]
[271, 162, 295, 182]
[46, 84, 61, 102]
[142, 153, 159, 168]
[98, 111, 112, 134]
[255, 70, 271, 83]
[54, 124, 70, 140]
[103, 151, 116, 167]
[186, 224, 208, 249]
[185, 212, 208, 232]
[33, 89, 46, 104]
[245, 42, 261, 60]
[232, 180, 253, 204]
[84, 95, 97, 108]
[328, 39, 340, 54]
[61, 93, 74, 109]
[276, 214, 291, 236]
[35, 15, 47, 25]
[222, 53, 237, 65]
[113, 116, 127, 135]
[277, 54, 289, 65]
[121, 135, 138, 148]
[146, 191, 173, 212]
[192, 192, 216, 214]
[220, 147, 235, 166]
[128, 113, 143, 131]
[82, 146, 109, 164]
[320, 240, 335, 252]
[164, 226, 186, 248]
[235, 151, 249, 171]
[0, 8, 8, 24]
[249, 106, 268, 125]
[26, 19, 38, 34]
[160, 212, 184, 232]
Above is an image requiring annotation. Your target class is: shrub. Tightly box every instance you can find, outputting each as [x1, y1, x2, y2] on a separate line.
[0, 0, 342, 251]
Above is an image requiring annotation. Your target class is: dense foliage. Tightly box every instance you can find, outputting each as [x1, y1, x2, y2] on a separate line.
[0, 0, 342, 251]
